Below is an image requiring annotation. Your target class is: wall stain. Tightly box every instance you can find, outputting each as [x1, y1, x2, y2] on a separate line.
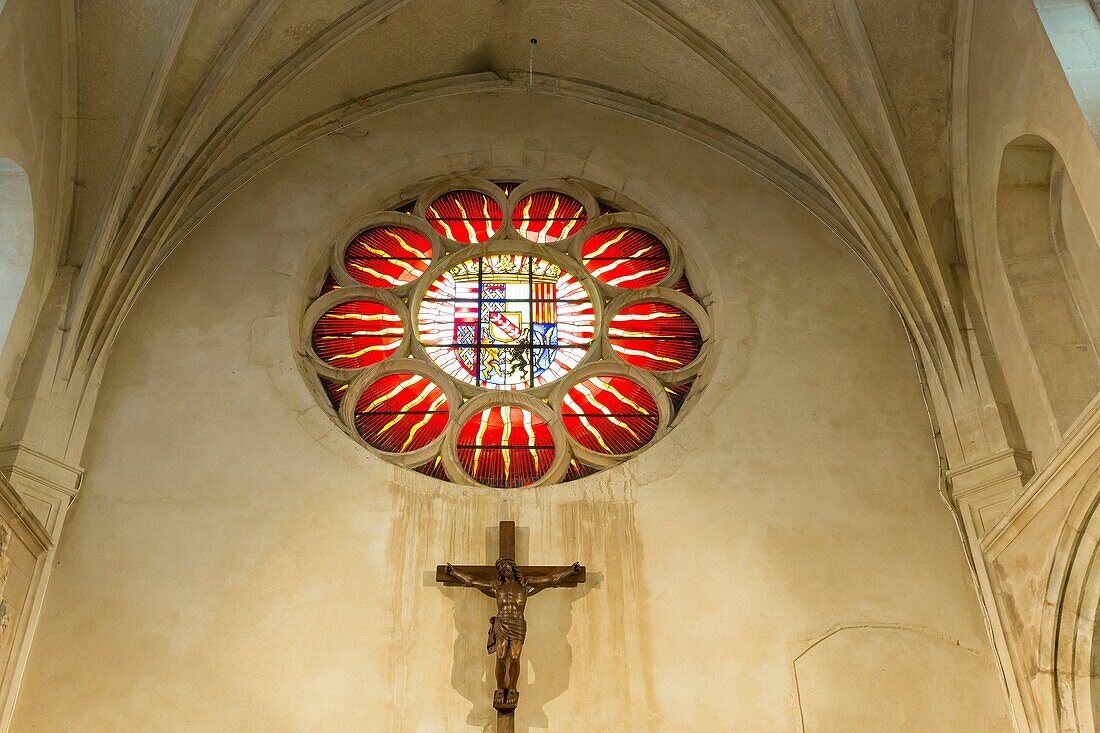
[381, 471, 658, 732]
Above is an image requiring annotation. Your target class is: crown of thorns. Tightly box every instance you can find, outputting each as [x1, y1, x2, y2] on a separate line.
[496, 557, 517, 572]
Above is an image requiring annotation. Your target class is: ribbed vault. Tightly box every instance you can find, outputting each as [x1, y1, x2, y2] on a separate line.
[34, 0, 1016, 473]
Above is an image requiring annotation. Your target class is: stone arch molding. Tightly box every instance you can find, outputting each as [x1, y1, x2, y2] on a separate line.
[0, 159, 33, 401]
[1042, 462, 1100, 731]
[60, 0, 999, 474]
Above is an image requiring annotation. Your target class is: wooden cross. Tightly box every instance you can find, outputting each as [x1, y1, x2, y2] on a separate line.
[437, 521, 586, 733]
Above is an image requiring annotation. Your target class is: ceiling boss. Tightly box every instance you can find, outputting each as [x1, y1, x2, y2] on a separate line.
[299, 177, 712, 488]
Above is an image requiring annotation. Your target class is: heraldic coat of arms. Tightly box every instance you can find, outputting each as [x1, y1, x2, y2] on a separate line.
[449, 255, 563, 387]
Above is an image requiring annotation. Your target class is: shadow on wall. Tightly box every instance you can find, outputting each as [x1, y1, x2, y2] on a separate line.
[0, 159, 32, 363]
[996, 135, 1100, 442]
[440, 569, 594, 732]
[387, 484, 653, 731]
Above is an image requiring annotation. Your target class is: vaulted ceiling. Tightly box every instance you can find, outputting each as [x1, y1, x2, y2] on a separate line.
[65, 0, 991, 460]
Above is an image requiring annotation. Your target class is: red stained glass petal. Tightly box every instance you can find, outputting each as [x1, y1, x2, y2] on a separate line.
[319, 272, 341, 296]
[456, 406, 555, 488]
[664, 380, 693, 416]
[562, 458, 600, 482]
[562, 376, 659, 454]
[319, 377, 349, 410]
[353, 373, 449, 453]
[311, 299, 403, 369]
[672, 275, 696, 298]
[608, 301, 702, 372]
[581, 227, 671, 289]
[344, 225, 432, 287]
[512, 191, 587, 243]
[414, 455, 449, 479]
[426, 190, 502, 244]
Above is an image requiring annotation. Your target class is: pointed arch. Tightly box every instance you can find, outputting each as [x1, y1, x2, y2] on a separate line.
[995, 135, 1100, 445]
[0, 158, 33, 378]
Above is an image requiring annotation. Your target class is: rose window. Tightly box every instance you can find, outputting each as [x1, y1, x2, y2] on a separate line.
[300, 177, 711, 488]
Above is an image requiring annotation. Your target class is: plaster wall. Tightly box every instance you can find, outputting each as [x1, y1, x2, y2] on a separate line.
[11, 93, 1010, 731]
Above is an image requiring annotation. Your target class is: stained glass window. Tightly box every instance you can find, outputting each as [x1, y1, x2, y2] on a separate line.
[343, 225, 432, 288]
[581, 227, 671, 288]
[301, 177, 710, 488]
[563, 458, 600, 481]
[311, 299, 402, 369]
[352, 372, 449, 453]
[319, 377, 349, 409]
[425, 190, 501, 243]
[512, 191, 587, 243]
[608, 301, 702, 372]
[456, 406, 555, 488]
[562, 375, 659, 455]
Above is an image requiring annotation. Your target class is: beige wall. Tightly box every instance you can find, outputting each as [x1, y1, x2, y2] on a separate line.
[11, 93, 1010, 731]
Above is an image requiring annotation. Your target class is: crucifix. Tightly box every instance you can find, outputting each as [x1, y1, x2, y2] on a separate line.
[437, 521, 585, 732]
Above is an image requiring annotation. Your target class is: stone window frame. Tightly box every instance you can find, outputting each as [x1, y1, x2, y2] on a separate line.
[295, 175, 713, 488]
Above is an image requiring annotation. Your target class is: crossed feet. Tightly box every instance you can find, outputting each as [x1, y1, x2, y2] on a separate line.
[493, 689, 519, 711]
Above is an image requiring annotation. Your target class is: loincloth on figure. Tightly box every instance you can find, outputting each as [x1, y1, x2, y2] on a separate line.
[486, 614, 527, 654]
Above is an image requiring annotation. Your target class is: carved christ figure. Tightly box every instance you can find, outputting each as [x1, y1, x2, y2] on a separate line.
[444, 556, 582, 708]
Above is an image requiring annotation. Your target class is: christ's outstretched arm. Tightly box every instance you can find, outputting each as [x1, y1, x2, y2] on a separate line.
[527, 562, 582, 595]
[444, 564, 496, 595]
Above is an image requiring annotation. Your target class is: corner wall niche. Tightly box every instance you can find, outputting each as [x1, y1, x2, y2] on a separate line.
[996, 136, 1100, 439]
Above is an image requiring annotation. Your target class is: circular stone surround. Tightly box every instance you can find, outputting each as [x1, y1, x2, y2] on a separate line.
[298, 176, 712, 488]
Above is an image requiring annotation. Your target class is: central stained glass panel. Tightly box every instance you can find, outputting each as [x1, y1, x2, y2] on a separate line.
[417, 254, 596, 390]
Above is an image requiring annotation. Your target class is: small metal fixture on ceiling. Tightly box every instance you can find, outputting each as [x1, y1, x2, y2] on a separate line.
[299, 176, 712, 489]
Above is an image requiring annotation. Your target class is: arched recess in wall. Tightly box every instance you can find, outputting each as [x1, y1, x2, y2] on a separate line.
[0, 158, 32, 363]
[1033, 0, 1100, 140]
[996, 135, 1100, 441]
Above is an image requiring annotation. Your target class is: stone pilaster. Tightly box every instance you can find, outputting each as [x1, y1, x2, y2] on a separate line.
[947, 448, 1033, 537]
[0, 443, 80, 731]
